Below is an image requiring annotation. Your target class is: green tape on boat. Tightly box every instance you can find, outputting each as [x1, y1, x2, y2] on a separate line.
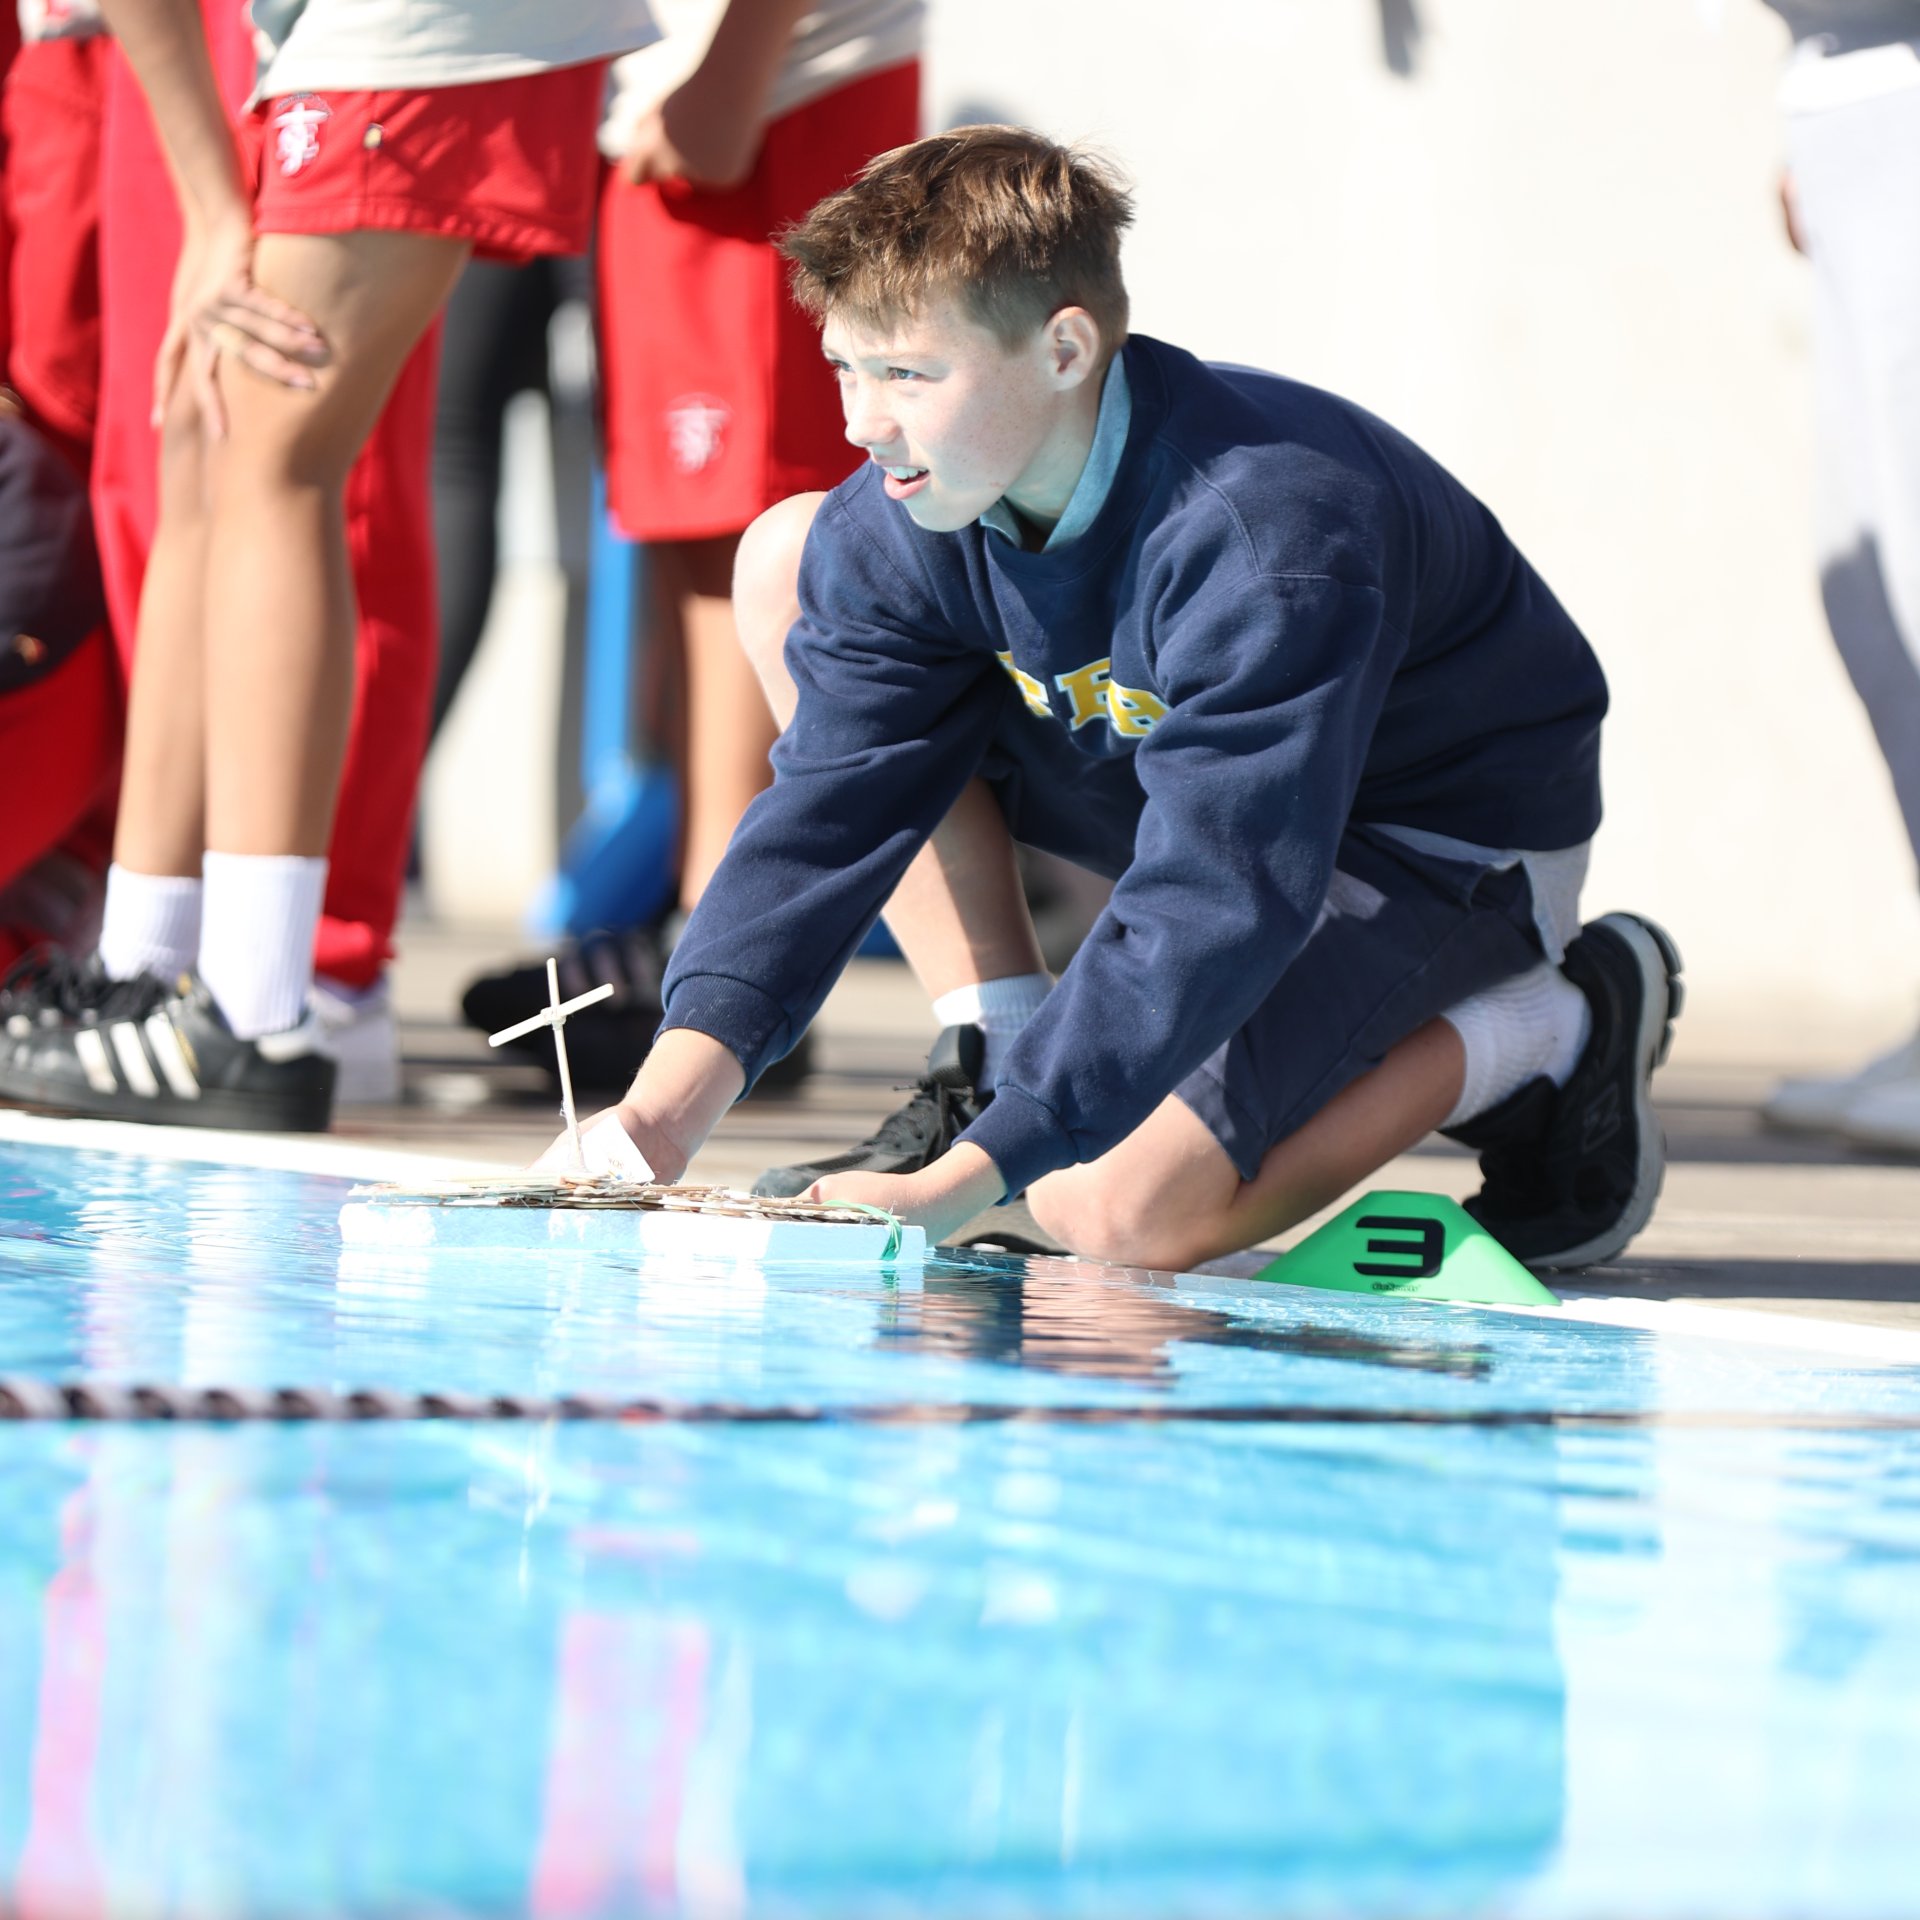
[1250, 1190, 1558, 1307]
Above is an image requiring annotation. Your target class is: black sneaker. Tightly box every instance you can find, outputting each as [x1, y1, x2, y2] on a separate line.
[463, 924, 664, 1095]
[460, 924, 671, 1039]
[1450, 913, 1684, 1271]
[0, 971, 335, 1131]
[1, 944, 84, 1033]
[752, 1024, 990, 1198]
[464, 923, 814, 1095]
[2, 948, 173, 1047]
[520, 1011, 813, 1097]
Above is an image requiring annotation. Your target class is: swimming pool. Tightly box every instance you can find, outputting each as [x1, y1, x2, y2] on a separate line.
[2, 1135, 1918, 1917]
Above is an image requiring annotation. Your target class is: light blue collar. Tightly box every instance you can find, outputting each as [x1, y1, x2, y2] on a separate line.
[980, 354, 1132, 552]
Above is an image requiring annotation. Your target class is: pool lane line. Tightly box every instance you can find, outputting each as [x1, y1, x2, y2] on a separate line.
[3, 1381, 1920, 1429]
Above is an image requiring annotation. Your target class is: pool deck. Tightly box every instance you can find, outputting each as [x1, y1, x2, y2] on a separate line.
[321, 921, 1920, 1340]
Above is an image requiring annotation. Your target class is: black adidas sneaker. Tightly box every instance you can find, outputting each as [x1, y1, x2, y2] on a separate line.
[3, 948, 173, 1047]
[753, 1024, 991, 1198]
[0, 971, 336, 1131]
[1449, 913, 1683, 1271]
[0, 945, 76, 1029]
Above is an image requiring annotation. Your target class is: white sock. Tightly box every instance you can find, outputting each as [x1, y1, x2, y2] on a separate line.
[97, 865, 202, 983]
[199, 851, 328, 1040]
[1441, 961, 1592, 1130]
[930, 971, 1053, 1086]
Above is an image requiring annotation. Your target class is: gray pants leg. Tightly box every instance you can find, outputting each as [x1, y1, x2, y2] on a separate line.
[1787, 75, 1920, 878]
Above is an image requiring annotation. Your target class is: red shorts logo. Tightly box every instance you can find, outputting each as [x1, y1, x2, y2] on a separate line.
[664, 395, 731, 476]
[273, 95, 332, 178]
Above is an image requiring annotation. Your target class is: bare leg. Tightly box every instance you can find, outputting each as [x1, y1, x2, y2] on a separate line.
[732, 494, 1045, 998]
[111, 402, 213, 877]
[201, 230, 469, 856]
[1026, 1017, 1467, 1271]
[649, 533, 778, 909]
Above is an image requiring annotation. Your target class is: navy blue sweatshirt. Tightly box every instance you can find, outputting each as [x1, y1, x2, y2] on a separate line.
[660, 336, 1607, 1197]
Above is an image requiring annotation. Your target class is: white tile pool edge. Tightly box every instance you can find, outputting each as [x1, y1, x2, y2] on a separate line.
[0, 1107, 503, 1186]
[5, 1106, 1919, 1369]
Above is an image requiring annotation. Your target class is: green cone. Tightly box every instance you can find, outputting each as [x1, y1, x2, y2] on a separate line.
[1249, 1190, 1558, 1307]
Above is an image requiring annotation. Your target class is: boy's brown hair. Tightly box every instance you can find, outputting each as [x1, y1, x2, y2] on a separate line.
[780, 126, 1135, 354]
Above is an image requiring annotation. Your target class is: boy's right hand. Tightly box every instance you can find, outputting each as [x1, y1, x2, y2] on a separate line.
[534, 1102, 684, 1180]
[530, 1028, 747, 1182]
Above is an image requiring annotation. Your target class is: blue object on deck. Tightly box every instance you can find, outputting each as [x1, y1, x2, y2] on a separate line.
[526, 475, 678, 940]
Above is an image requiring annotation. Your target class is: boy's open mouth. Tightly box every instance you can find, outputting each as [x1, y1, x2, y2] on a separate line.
[877, 462, 930, 501]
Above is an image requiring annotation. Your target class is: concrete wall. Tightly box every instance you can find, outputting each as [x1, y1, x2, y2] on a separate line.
[426, 0, 1919, 1051]
[925, 0, 1919, 1045]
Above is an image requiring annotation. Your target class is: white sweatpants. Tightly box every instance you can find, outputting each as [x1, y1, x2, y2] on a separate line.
[1786, 45, 1920, 875]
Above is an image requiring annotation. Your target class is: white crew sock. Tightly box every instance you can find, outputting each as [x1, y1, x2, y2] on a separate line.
[97, 864, 202, 983]
[930, 971, 1053, 1086]
[198, 851, 329, 1040]
[1441, 960, 1593, 1130]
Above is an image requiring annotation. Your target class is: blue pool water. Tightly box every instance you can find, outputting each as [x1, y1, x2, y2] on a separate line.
[1, 1140, 1918, 1918]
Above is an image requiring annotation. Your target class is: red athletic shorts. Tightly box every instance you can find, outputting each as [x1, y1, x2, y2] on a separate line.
[245, 60, 608, 263]
[1, 35, 108, 468]
[597, 60, 920, 543]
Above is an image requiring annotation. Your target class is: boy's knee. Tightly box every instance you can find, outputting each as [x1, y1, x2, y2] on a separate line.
[733, 492, 823, 674]
[1028, 1164, 1213, 1272]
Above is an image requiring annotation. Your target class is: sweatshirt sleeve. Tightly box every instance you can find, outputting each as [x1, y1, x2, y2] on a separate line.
[657, 497, 1007, 1084]
[960, 569, 1405, 1195]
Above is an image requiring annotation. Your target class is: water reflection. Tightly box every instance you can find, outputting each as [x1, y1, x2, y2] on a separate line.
[876, 1260, 1493, 1386]
[2, 1145, 1920, 1914]
[0, 1412, 1571, 1917]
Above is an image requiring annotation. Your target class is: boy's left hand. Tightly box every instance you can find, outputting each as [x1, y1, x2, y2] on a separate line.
[809, 1144, 1007, 1249]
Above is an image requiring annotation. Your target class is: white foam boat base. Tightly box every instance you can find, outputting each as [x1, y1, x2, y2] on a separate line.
[337, 1196, 926, 1267]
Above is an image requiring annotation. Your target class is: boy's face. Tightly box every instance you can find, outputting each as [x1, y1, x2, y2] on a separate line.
[821, 296, 1089, 534]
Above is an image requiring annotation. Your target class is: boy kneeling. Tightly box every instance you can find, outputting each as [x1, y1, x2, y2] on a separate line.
[551, 127, 1680, 1272]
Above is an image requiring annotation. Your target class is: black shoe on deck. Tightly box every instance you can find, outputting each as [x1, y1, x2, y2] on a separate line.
[524, 1012, 812, 1097]
[752, 1024, 990, 1198]
[462, 925, 814, 1096]
[2, 947, 167, 1036]
[1449, 913, 1683, 1271]
[0, 970, 335, 1131]
[460, 925, 671, 1041]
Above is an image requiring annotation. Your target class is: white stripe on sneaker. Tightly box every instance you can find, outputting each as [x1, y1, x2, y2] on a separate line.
[73, 1027, 118, 1096]
[108, 1022, 160, 1099]
[145, 1015, 201, 1099]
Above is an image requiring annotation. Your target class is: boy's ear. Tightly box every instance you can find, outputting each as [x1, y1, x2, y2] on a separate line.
[1043, 306, 1102, 389]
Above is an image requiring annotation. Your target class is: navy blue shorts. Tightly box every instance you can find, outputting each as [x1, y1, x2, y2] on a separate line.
[978, 714, 1551, 1182]
[1172, 826, 1545, 1180]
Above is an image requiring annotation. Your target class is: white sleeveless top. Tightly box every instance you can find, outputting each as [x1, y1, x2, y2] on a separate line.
[249, 0, 660, 99]
[597, 0, 922, 160]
